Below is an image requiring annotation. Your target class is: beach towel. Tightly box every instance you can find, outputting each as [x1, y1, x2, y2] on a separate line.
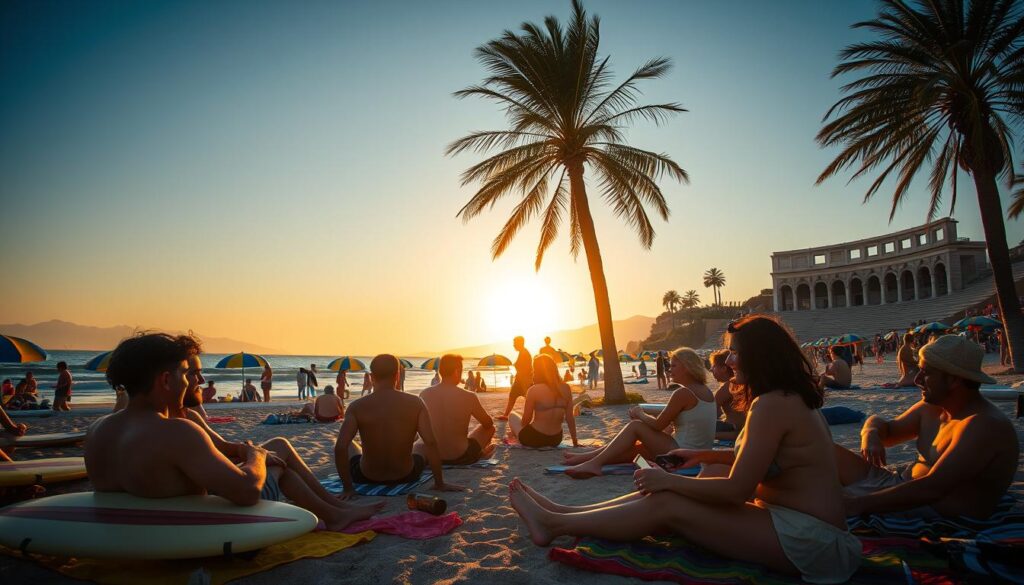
[625, 378, 649, 385]
[320, 472, 433, 497]
[847, 495, 1022, 539]
[261, 413, 310, 425]
[205, 416, 236, 424]
[544, 464, 701, 476]
[341, 511, 462, 539]
[0, 530, 375, 585]
[934, 523, 1024, 581]
[502, 437, 603, 451]
[820, 406, 865, 425]
[549, 535, 955, 585]
[444, 458, 499, 470]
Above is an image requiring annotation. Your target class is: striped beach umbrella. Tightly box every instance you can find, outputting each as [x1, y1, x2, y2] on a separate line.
[832, 333, 865, 346]
[0, 335, 48, 363]
[327, 356, 367, 372]
[420, 357, 441, 371]
[84, 351, 113, 372]
[478, 354, 512, 388]
[617, 351, 636, 362]
[915, 322, 949, 333]
[953, 316, 1001, 330]
[398, 358, 414, 369]
[215, 352, 270, 392]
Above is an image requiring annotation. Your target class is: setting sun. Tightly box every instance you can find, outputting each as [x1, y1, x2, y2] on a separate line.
[482, 275, 558, 349]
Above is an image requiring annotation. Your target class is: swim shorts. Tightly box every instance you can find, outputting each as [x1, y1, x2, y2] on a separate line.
[442, 439, 483, 466]
[349, 454, 425, 485]
[518, 424, 562, 448]
[260, 471, 283, 502]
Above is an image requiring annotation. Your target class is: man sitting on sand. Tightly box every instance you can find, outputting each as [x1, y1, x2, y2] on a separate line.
[86, 333, 381, 530]
[837, 335, 1019, 519]
[334, 354, 464, 497]
[415, 354, 495, 465]
[301, 384, 344, 422]
[818, 346, 852, 390]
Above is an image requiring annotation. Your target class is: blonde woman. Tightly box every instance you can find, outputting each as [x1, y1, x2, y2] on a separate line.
[563, 347, 717, 478]
[508, 354, 578, 448]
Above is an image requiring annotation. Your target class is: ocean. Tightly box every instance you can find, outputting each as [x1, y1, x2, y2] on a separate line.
[0, 350, 601, 405]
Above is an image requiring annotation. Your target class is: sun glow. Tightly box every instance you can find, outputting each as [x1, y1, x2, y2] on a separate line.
[483, 276, 559, 349]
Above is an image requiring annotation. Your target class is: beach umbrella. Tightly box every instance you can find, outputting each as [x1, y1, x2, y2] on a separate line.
[832, 333, 865, 346]
[327, 356, 367, 372]
[84, 351, 113, 372]
[883, 331, 898, 341]
[478, 353, 512, 387]
[420, 357, 441, 371]
[952, 316, 1002, 330]
[215, 352, 270, 391]
[572, 352, 588, 362]
[398, 358, 414, 369]
[916, 322, 950, 333]
[617, 351, 636, 362]
[550, 350, 573, 363]
[640, 351, 657, 360]
[0, 335, 47, 363]
[589, 349, 604, 360]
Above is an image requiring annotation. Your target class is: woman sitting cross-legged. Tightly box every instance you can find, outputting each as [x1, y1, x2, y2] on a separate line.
[510, 315, 861, 584]
[561, 347, 716, 478]
[508, 354, 578, 448]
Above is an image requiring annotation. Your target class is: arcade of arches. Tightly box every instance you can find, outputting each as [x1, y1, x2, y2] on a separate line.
[777, 263, 949, 311]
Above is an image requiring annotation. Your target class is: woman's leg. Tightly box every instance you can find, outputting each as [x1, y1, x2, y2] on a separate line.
[508, 412, 524, 440]
[515, 478, 644, 512]
[509, 483, 797, 575]
[565, 421, 677, 478]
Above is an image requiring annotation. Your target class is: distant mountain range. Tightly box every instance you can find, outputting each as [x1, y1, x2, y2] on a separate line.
[0, 320, 283, 355]
[435, 314, 655, 358]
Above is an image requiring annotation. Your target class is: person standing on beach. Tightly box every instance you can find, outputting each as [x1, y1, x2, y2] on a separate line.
[416, 354, 495, 465]
[539, 336, 557, 359]
[655, 351, 668, 390]
[336, 369, 349, 398]
[53, 361, 72, 411]
[260, 364, 273, 403]
[498, 336, 533, 421]
[333, 354, 465, 496]
[587, 354, 600, 392]
[361, 371, 371, 396]
[296, 367, 308, 400]
[308, 364, 319, 398]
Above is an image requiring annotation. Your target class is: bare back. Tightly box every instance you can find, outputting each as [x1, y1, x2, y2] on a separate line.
[420, 383, 482, 460]
[524, 383, 569, 435]
[315, 394, 344, 418]
[349, 390, 425, 481]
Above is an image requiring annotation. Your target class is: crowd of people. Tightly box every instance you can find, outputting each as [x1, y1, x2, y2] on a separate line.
[1, 316, 1019, 583]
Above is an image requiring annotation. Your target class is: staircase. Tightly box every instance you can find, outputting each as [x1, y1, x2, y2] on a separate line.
[699, 264, 1024, 349]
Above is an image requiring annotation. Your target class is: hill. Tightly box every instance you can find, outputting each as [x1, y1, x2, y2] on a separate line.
[436, 315, 655, 358]
[0, 319, 282, 354]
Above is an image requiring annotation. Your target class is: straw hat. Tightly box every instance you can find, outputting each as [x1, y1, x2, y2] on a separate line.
[919, 335, 997, 385]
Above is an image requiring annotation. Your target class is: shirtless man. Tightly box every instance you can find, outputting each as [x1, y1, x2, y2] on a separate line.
[498, 336, 533, 420]
[53, 361, 72, 411]
[304, 385, 344, 423]
[334, 354, 464, 498]
[818, 347, 852, 390]
[709, 349, 744, 440]
[894, 332, 919, 387]
[837, 335, 1019, 519]
[86, 333, 379, 530]
[415, 354, 495, 465]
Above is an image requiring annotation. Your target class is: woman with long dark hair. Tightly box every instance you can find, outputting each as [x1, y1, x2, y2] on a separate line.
[508, 354, 578, 448]
[509, 315, 860, 584]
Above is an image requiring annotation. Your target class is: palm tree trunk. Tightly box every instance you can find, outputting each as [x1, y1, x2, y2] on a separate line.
[972, 171, 1024, 372]
[569, 163, 625, 402]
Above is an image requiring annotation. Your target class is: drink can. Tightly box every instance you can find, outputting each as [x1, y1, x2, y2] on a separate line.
[407, 493, 447, 515]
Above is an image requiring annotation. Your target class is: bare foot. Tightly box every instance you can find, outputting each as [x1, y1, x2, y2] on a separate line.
[562, 449, 598, 464]
[481, 443, 497, 459]
[509, 480, 556, 546]
[323, 502, 380, 531]
[338, 499, 386, 515]
[513, 479, 575, 513]
[564, 460, 603, 479]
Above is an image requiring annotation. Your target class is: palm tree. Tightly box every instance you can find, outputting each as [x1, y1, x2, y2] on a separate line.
[662, 290, 682, 329]
[703, 268, 726, 306]
[817, 0, 1024, 372]
[447, 0, 688, 401]
[682, 289, 700, 310]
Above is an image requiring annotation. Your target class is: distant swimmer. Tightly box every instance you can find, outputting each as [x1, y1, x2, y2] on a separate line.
[416, 354, 495, 465]
[333, 354, 464, 497]
[85, 333, 381, 531]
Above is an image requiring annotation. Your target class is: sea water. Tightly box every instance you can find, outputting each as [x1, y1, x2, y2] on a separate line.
[0, 350, 599, 405]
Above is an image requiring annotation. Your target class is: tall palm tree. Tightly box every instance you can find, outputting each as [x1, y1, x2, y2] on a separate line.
[447, 0, 688, 401]
[817, 0, 1024, 372]
[703, 268, 726, 306]
[662, 290, 682, 329]
[682, 289, 700, 309]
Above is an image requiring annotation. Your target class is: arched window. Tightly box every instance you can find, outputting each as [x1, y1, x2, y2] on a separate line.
[780, 285, 794, 311]
[917, 266, 932, 299]
[884, 272, 898, 303]
[796, 283, 811, 310]
[866, 275, 882, 305]
[831, 280, 847, 308]
[849, 278, 864, 306]
[901, 270, 915, 301]
[935, 263, 948, 296]
[814, 282, 829, 309]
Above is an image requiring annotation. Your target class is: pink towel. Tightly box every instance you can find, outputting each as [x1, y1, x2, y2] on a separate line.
[339, 511, 462, 539]
[206, 416, 236, 423]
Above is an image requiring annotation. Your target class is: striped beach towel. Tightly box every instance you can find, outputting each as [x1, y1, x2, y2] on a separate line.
[320, 472, 433, 497]
[938, 523, 1024, 581]
[549, 535, 955, 584]
[848, 495, 1022, 539]
[544, 464, 701, 476]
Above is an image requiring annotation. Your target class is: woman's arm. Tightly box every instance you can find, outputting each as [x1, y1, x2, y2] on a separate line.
[562, 386, 578, 446]
[640, 386, 697, 431]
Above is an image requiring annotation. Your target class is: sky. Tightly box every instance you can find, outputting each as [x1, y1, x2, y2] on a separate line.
[2, 0, 1023, 355]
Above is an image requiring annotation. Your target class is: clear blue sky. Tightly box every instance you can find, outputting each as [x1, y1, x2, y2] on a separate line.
[2, 0, 1022, 354]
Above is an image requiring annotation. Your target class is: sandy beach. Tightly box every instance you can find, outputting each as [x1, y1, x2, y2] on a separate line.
[1, 358, 1022, 584]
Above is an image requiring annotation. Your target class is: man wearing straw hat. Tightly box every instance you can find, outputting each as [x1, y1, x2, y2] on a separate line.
[836, 335, 1019, 519]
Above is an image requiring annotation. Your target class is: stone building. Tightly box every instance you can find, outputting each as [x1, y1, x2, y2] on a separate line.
[770, 218, 988, 312]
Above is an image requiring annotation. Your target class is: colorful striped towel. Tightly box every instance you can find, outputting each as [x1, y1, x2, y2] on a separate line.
[848, 495, 1021, 539]
[321, 472, 433, 496]
[936, 523, 1024, 581]
[502, 437, 603, 450]
[544, 464, 701, 476]
[549, 535, 955, 584]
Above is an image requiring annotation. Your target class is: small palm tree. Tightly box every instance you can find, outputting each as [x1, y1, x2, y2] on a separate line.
[817, 0, 1024, 372]
[703, 268, 726, 306]
[662, 290, 682, 329]
[448, 0, 688, 401]
[682, 289, 700, 310]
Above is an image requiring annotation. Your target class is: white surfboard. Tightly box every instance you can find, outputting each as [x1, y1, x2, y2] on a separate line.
[0, 457, 87, 487]
[0, 431, 86, 448]
[0, 492, 318, 558]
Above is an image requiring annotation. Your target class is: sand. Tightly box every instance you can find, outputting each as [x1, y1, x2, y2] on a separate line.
[1, 357, 1022, 584]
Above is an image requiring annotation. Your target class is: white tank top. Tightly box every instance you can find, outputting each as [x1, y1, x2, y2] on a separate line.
[672, 387, 717, 450]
